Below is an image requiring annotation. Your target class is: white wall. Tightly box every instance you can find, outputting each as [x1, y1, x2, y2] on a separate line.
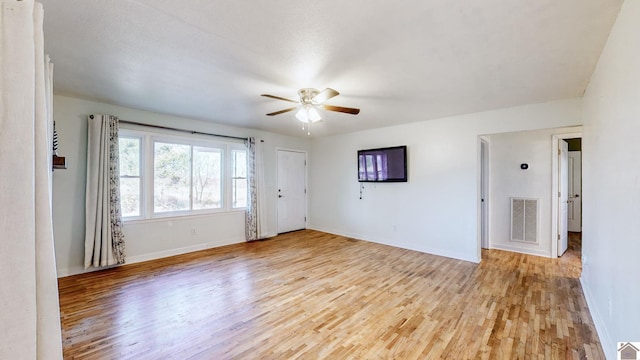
[52, 95, 310, 276]
[487, 127, 580, 257]
[581, 0, 640, 358]
[308, 98, 582, 263]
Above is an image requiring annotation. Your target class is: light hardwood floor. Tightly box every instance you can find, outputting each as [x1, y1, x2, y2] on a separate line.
[59, 230, 603, 359]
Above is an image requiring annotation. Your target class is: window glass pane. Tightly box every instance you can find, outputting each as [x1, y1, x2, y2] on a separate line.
[119, 136, 141, 218]
[120, 177, 140, 217]
[232, 150, 247, 208]
[154, 142, 191, 213]
[232, 150, 247, 178]
[119, 137, 140, 176]
[192, 146, 222, 210]
[233, 179, 247, 208]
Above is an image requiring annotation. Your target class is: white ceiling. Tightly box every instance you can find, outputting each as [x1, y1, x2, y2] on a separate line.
[40, 0, 622, 137]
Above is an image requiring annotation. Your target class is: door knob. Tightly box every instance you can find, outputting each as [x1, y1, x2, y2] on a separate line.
[278, 195, 283, 198]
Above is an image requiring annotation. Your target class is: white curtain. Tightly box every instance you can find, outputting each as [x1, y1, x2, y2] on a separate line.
[245, 137, 268, 240]
[85, 114, 126, 268]
[0, 1, 63, 358]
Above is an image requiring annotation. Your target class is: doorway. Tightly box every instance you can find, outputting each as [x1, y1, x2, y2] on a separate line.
[276, 149, 307, 234]
[480, 138, 490, 249]
[558, 140, 569, 256]
[552, 134, 582, 259]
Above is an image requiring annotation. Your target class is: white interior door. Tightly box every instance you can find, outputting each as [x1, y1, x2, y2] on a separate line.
[568, 151, 582, 232]
[277, 150, 307, 233]
[480, 139, 489, 249]
[558, 141, 569, 256]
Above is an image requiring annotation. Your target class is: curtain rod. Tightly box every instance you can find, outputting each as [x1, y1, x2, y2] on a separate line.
[109, 117, 249, 141]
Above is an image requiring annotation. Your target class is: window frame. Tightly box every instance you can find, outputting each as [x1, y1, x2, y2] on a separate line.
[229, 144, 249, 209]
[118, 131, 145, 221]
[119, 126, 248, 222]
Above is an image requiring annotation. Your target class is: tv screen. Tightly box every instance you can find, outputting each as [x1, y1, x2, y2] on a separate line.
[358, 145, 407, 182]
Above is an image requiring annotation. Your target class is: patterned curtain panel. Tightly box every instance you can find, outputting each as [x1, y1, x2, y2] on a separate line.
[85, 114, 126, 267]
[245, 137, 268, 241]
[245, 137, 258, 241]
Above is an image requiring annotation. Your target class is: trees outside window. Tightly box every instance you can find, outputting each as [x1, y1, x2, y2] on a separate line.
[119, 136, 142, 217]
[192, 146, 222, 210]
[231, 149, 247, 208]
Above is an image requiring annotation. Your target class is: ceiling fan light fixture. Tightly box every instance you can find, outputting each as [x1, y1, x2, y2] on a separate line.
[295, 104, 322, 123]
[295, 107, 308, 122]
[308, 106, 322, 122]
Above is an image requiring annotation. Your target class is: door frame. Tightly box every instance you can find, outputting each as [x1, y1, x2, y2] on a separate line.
[551, 131, 582, 258]
[479, 137, 490, 251]
[477, 136, 491, 261]
[276, 148, 309, 233]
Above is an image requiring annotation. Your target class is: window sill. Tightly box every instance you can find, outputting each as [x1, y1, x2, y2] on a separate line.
[123, 209, 247, 225]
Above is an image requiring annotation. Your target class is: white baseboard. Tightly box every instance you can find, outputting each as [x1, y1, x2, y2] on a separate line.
[580, 277, 615, 360]
[127, 237, 244, 264]
[307, 225, 480, 263]
[57, 265, 96, 278]
[259, 232, 278, 240]
[490, 243, 551, 258]
[57, 237, 245, 278]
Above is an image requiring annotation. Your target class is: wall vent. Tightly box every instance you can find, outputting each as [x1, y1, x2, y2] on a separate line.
[510, 198, 538, 243]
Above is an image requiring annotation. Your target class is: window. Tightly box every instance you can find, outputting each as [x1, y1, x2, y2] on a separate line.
[154, 142, 191, 213]
[192, 146, 222, 210]
[231, 149, 247, 208]
[118, 129, 247, 220]
[119, 136, 142, 217]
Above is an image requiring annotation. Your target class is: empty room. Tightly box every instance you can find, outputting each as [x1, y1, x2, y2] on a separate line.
[1, 0, 639, 359]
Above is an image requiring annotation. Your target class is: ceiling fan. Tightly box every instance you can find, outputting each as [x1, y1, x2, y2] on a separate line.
[261, 88, 360, 124]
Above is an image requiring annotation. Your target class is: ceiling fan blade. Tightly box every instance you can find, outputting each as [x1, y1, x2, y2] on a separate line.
[266, 107, 297, 116]
[261, 94, 299, 103]
[322, 104, 360, 115]
[312, 88, 340, 103]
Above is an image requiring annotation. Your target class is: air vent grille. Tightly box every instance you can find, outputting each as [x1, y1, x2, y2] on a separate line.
[511, 198, 538, 243]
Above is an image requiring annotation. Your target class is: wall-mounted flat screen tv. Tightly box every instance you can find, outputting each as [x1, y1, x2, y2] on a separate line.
[358, 145, 407, 182]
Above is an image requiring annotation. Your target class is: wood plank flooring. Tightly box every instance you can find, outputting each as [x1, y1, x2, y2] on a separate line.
[58, 230, 603, 359]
